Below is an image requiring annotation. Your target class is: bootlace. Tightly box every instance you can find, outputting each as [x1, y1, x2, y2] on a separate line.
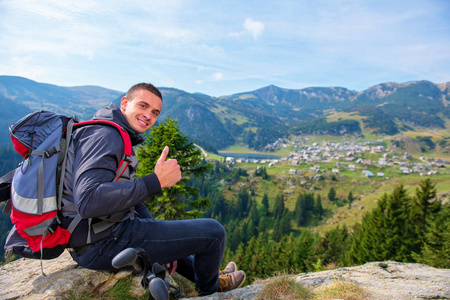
[218, 274, 233, 292]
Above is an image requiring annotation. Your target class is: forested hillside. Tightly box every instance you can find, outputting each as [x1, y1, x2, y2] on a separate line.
[189, 165, 449, 282]
[0, 95, 32, 148]
[1, 76, 449, 152]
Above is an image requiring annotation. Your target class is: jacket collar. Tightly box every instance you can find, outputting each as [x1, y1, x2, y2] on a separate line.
[92, 103, 145, 146]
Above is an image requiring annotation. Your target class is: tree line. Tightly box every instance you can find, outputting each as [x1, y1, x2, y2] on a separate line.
[293, 118, 361, 136]
[0, 147, 22, 261]
[186, 162, 449, 282]
[221, 178, 449, 282]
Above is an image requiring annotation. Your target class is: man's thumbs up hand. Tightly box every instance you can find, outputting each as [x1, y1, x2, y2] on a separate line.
[157, 145, 170, 164]
[154, 146, 181, 188]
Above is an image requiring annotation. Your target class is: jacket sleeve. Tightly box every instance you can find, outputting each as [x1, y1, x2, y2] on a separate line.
[71, 126, 161, 219]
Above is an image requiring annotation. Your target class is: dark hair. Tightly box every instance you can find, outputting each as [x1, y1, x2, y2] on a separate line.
[126, 83, 163, 101]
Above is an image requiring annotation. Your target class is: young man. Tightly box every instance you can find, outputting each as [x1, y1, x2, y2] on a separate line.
[61, 83, 245, 295]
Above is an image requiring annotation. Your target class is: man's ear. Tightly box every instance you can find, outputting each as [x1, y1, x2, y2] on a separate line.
[120, 96, 129, 111]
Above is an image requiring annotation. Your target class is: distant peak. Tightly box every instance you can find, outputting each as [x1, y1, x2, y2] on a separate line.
[255, 84, 282, 92]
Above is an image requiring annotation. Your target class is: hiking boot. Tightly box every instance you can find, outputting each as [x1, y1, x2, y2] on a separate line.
[217, 270, 246, 292]
[219, 261, 237, 275]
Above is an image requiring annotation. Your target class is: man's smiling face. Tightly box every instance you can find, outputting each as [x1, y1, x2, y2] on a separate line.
[120, 89, 162, 134]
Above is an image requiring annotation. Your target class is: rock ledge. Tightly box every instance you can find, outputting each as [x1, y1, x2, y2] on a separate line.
[0, 250, 449, 299]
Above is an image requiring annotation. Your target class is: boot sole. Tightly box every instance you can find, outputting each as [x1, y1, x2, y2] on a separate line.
[237, 271, 246, 289]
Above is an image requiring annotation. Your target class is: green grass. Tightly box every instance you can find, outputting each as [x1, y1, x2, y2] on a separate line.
[312, 278, 369, 300]
[259, 275, 370, 300]
[228, 114, 250, 125]
[326, 110, 365, 123]
[106, 277, 141, 300]
[209, 104, 250, 125]
[219, 144, 266, 153]
[204, 152, 223, 161]
[258, 274, 313, 300]
[63, 276, 146, 300]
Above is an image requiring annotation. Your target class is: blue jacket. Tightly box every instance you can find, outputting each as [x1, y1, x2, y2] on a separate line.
[62, 103, 161, 248]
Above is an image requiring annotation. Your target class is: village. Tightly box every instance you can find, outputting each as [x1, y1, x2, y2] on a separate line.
[225, 137, 449, 178]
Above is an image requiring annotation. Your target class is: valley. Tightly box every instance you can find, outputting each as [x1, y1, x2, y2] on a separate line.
[208, 132, 450, 235]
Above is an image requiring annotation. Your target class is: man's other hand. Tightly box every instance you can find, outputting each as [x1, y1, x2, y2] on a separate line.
[154, 146, 181, 188]
[165, 260, 178, 276]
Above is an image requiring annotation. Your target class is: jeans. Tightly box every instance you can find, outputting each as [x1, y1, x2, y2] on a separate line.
[70, 216, 226, 295]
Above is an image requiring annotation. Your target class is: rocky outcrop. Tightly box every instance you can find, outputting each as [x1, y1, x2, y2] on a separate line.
[0, 251, 144, 299]
[1, 250, 449, 299]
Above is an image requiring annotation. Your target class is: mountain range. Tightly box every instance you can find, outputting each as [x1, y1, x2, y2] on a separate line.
[1, 75, 449, 151]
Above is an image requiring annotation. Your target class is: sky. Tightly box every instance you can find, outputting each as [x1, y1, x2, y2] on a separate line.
[1, 0, 449, 97]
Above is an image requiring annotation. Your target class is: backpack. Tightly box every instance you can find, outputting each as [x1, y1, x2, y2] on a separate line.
[0, 110, 132, 265]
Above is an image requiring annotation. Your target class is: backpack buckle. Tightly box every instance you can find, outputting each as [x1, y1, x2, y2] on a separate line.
[47, 217, 61, 234]
[44, 146, 61, 158]
[5, 247, 13, 260]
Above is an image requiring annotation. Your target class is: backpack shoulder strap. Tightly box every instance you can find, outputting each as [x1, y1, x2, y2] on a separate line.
[0, 168, 17, 184]
[57, 118, 77, 210]
[72, 120, 133, 182]
[0, 168, 18, 213]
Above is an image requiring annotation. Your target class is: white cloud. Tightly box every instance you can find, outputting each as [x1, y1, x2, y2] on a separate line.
[6, 55, 49, 79]
[228, 18, 265, 40]
[213, 72, 224, 81]
[0, 1, 108, 61]
[227, 32, 243, 38]
[243, 18, 265, 40]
